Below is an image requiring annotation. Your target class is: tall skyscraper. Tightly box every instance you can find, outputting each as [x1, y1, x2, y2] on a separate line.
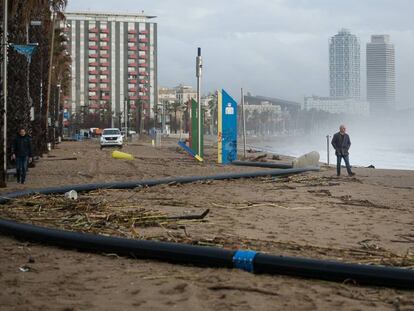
[366, 35, 395, 112]
[64, 11, 157, 128]
[329, 29, 360, 99]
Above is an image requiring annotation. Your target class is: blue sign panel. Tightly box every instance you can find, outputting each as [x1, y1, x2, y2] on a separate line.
[220, 89, 237, 164]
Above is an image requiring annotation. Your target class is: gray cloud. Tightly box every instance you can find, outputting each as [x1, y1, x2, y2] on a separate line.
[67, 0, 414, 108]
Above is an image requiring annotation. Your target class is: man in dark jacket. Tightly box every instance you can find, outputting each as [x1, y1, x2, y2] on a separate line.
[11, 128, 33, 184]
[331, 125, 355, 177]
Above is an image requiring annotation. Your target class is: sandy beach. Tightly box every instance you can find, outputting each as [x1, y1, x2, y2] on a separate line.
[0, 137, 413, 310]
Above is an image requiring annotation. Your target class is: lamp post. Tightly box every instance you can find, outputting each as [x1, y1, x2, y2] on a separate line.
[2, 0, 8, 186]
[124, 97, 128, 138]
[45, 12, 57, 146]
[196, 47, 202, 155]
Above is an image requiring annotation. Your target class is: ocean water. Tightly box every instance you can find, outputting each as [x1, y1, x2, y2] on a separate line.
[248, 134, 414, 171]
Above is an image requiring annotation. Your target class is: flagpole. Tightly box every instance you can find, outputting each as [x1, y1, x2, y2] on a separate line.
[2, 0, 8, 186]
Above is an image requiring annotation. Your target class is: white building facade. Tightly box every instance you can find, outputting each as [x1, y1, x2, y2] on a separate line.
[65, 11, 158, 127]
[303, 96, 369, 116]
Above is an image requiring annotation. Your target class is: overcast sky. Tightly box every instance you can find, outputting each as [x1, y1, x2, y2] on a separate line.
[67, 0, 414, 109]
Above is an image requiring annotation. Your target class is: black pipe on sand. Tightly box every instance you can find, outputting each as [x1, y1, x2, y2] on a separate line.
[232, 160, 293, 169]
[1, 167, 413, 289]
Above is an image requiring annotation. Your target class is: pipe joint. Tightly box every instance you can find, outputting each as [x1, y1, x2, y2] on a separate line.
[233, 250, 257, 273]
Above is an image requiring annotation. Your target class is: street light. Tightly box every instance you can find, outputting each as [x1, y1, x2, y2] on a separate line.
[2, 0, 8, 186]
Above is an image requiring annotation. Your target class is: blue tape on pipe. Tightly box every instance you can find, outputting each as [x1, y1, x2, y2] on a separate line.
[233, 250, 257, 272]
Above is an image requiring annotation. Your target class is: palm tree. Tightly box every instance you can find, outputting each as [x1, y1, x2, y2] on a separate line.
[0, 0, 68, 186]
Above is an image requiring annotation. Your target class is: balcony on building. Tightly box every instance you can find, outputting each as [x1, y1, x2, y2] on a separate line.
[100, 70, 109, 75]
[139, 46, 148, 51]
[139, 30, 149, 35]
[139, 54, 147, 59]
[130, 104, 136, 109]
[89, 86, 98, 91]
[139, 79, 148, 84]
[128, 87, 138, 92]
[139, 38, 149, 43]
[100, 62, 110, 67]
[138, 63, 148, 67]
[101, 46, 110, 50]
[129, 54, 138, 59]
[128, 29, 138, 34]
[101, 95, 110, 100]
[100, 87, 110, 92]
[128, 46, 138, 51]
[89, 46, 99, 50]
[129, 95, 138, 100]
[89, 61, 98, 66]
[88, 70, 99, 75]
[128, 70, 138, 75]
[89, 103, 100, 109]
[89, 96, 99, 100]
[100, 53, 109, 58]
[128, 62, 138, 67]
[89, 78, 98, 83]
[139, 95, 150, 100]
[101, 37, 110, 42]
[128, 79, 138, 84]
[128, 38, 137, 43]
[89, 27, 99, 33]
[100, 28, 110, 34]
[89, 53, 98, 58]
[89, 37, 99, 42]
[100, 78, 110, 83]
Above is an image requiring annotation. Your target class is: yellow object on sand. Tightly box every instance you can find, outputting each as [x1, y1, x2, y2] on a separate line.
[112, 150, 134, 160]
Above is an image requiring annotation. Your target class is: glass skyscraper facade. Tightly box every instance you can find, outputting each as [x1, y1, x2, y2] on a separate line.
[366, 35, 395, 113]
[329, 29, 360, 99]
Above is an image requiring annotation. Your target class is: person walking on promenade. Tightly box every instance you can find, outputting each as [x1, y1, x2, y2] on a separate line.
[11, 128, 33, 184]
[331, 125, 355, 177]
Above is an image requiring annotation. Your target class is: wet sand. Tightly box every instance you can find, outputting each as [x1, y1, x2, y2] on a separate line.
[0, 137, 413, 310]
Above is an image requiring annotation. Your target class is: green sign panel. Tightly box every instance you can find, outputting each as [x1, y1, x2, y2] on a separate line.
[191, 99, 204, 157]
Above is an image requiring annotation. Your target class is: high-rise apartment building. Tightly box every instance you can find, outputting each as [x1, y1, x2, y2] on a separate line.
[64, 11, 157, 127]
[329, 29, 360, 99]
[366, 35, 395, 112]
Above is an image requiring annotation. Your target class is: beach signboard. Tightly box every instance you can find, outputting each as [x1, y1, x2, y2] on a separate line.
[218, 89, 238, 164]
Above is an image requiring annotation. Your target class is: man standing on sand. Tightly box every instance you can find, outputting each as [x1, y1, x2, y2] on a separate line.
[11, 128, 33, 184]
[331, 125, 355, 177]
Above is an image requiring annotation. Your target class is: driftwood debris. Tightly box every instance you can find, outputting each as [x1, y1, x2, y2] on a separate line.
[251, 154, 267, 162]
[43, 157, 78, 161]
